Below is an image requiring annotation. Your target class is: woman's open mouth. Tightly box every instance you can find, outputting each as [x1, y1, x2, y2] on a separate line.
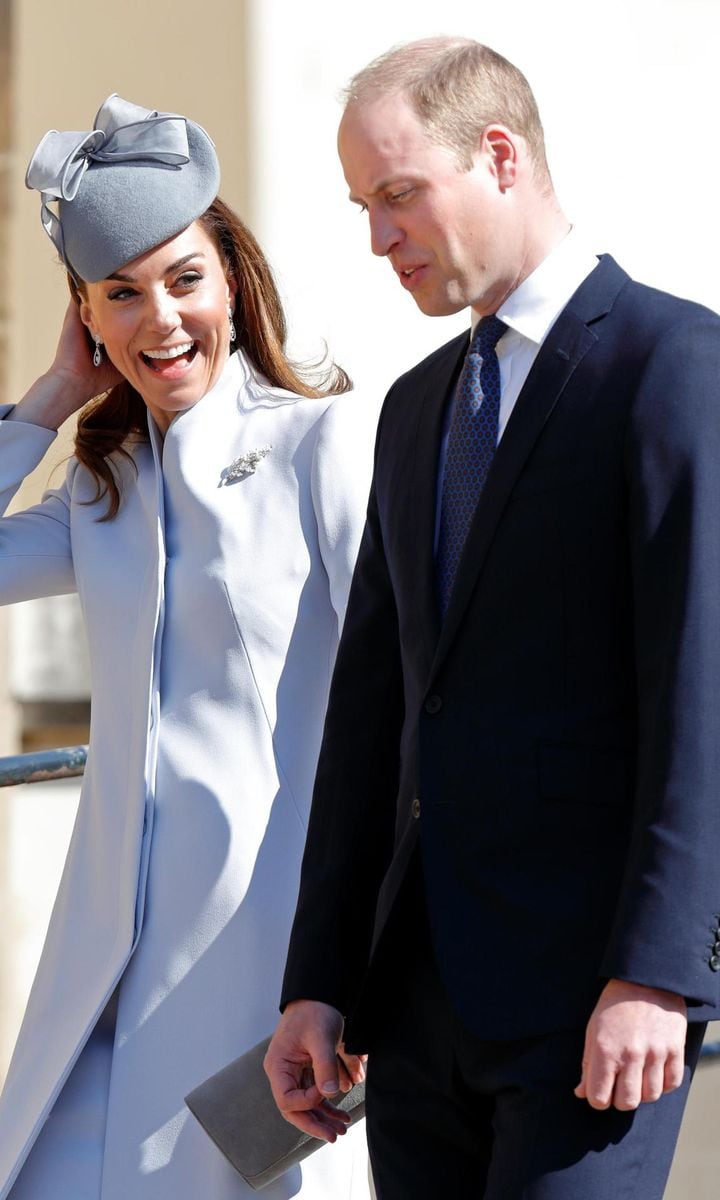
[140, 341, 199, 375]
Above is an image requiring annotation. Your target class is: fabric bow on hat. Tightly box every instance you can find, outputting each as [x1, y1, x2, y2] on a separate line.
[25, 94, 191, 270]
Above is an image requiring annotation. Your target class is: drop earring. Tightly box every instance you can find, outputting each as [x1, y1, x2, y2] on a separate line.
[228, 306, 237, 344]
[93, 334, 103, 368]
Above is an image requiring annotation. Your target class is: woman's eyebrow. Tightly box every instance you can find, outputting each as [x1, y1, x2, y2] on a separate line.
[105, 253, 205, 283]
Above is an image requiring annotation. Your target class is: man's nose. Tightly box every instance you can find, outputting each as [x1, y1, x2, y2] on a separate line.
[369, 210, 402, 258]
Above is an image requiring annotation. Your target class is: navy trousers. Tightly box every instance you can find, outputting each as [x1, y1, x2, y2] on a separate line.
[364, 861, 705, 1200]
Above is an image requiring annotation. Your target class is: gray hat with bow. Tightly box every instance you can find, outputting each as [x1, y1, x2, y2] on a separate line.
[25, 94, 220, 283]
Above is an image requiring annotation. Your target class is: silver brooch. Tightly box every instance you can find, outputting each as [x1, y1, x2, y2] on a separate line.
[220, 445, 272, 486]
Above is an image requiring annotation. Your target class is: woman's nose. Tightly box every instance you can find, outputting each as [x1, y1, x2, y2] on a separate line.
[145, 292, 180, 333]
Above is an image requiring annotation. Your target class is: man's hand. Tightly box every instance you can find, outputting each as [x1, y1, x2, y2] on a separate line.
[575, 978, 687, 1111]
[264, 999, 366, 1142]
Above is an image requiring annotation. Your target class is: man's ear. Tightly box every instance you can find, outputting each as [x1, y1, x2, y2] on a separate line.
[483, 126, 518, 191]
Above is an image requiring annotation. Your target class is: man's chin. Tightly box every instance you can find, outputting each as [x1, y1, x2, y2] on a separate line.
[411, 292, 467, 318]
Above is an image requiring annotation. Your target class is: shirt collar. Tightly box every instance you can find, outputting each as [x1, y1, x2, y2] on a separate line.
[471, 227, 599, 346]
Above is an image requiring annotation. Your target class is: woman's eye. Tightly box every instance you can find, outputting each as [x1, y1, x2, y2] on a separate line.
[176, 271, 203, 288]
[107, 287, 136, 301]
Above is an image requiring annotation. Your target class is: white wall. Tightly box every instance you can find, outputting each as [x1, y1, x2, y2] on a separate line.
[245, 0, 720, 406]
[0, 783, 79, 1080]
[9, 597, 90, 701]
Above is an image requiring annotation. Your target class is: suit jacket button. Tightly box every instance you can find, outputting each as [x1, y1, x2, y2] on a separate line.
[710, 955, 720, 972]
[425, 695, 442, 714]
[411, 798, 421, 819]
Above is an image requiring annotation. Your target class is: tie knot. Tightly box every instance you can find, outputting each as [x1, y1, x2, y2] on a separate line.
[470, 314, 506, 357]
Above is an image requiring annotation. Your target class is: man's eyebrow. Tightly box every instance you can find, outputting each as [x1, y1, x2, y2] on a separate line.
[105, 252, 205, 283]
[348, 178, 400, 205]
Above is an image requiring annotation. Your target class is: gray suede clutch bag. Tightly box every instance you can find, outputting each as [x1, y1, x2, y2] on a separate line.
[185, 1035, 366, 1191]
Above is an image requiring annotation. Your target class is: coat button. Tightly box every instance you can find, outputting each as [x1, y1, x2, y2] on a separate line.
[425, 695, 443, 714]
[710, 955, 720, 972]
[411, 798, 421, 819]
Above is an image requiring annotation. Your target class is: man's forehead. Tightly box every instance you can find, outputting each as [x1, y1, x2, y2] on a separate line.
[339, 91, 418, 143]
[338, 98, 459, 196]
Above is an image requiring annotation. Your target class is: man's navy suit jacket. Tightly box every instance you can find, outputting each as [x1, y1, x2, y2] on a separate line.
[282, 254, 720, 1043]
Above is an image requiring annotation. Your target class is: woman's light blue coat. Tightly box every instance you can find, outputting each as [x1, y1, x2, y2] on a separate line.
[0, 352, 376, 1197]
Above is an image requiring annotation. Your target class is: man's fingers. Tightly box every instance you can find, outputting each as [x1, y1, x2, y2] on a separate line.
[662, 1048, 685, 1094]
[578, 1047, 686, 1111]
[310, 1047, 341, 1096]
[277, 1100, 351, 1144]
[576, 980, 688, 1111]
[265, 1059, 319, 1109]
[575, 1031, 618, 1110]
[265, 1063, 352, 1143]
[264, 999, 348, 1127]
[580, 1049, 616, 1110]
[574, 1049, 588, 1099]
[641, 1052, 666, 1104]
[611, 1052, 644, 1110]
[337, 1044, 367, 1090]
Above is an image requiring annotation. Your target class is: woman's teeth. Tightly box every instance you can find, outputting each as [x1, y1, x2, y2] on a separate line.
[143, 342, 194, 360]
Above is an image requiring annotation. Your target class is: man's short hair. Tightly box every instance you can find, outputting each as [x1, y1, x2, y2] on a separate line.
[343, 37, 550, 179]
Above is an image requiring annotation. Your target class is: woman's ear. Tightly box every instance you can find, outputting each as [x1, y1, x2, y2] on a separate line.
[78, 299, 98, 339]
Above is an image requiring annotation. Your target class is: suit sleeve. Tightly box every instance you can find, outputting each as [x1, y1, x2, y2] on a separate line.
[281, 392, 405, 1016]
[0, 409, 77, 602]
[601, 311, 720, 1005]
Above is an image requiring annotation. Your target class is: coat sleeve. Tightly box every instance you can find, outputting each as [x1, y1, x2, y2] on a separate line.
[0, 409, 77, 602]
[281, 393, 405, 1016]
[601, 310, 720, 1006]
[310, 393, 379, 633]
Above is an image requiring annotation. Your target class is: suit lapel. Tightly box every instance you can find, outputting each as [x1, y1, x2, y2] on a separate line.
[404, 332, 468, 668]
[429, 255, 629, 680]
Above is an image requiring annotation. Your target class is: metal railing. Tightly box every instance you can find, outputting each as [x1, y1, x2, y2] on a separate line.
[701, 1040, 720, 1063]
[0, 745, 719, 1062]
[0, 745, 87, 787]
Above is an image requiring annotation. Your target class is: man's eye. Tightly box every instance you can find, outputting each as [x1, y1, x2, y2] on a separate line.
[389, 189, 413, 204]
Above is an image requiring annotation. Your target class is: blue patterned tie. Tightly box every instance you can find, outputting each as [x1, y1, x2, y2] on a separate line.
[436, 315, 506, 616]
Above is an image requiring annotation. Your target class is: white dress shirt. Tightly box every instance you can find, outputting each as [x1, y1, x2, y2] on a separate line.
[435, 228, 599, 544]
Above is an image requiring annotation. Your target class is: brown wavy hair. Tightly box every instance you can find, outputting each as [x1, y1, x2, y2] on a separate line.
[72, 197, 351, 520]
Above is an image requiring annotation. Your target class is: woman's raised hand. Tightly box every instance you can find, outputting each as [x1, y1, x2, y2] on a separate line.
[7, 302, 123, 431]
